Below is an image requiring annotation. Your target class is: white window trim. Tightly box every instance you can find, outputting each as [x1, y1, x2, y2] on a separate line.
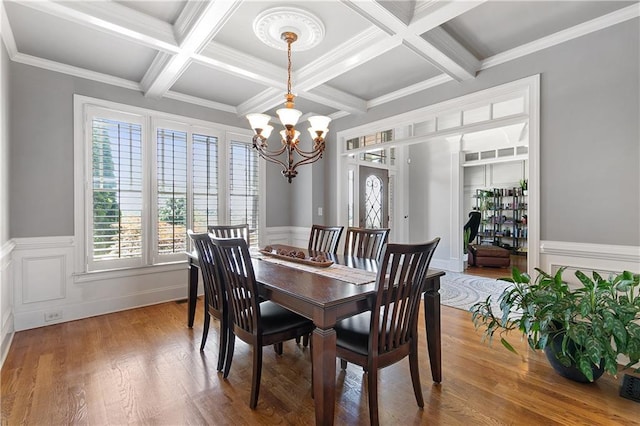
[73, 94, 261, 277]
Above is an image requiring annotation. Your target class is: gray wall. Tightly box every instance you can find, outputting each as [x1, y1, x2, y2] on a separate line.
[330, 20, 640, 247]
[8, 64, 291, 237]
[1, 42, 9, 245]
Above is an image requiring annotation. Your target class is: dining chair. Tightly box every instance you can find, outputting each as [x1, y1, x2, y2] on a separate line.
[208, 224, 250, 245]
[343, 227, 390, 260]
[308, 224, 344, 254]
[334, 238, 440, 426]
[187, 230, 228, 372]
[211, 236, 315, 409]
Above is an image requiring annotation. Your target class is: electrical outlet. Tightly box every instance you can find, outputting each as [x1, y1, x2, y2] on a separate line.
[318, 207, 323, 216]
[44, 310, 63, 322]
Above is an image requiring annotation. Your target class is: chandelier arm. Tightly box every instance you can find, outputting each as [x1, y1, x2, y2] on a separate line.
[290, 151, 324, 169]
[254, 144, 288, 157]
[255, 150, 290, 170]
[292, 143, 325, 159]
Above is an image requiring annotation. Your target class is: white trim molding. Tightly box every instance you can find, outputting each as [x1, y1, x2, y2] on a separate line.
[539, 240, 640, 287]
[1, 240, 15, 368]
[11, 236, 187, 331]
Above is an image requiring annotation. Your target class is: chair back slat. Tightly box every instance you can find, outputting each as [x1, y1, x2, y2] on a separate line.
[371, 238, 440, 356]
[344, 227, 390, 260]
[308, 225, 344, 254]
[188, 231, 225, 313]
[208, 224, 251, 245]
[211, 237, 261, 336]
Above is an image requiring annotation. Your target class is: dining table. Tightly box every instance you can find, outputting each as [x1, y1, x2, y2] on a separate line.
[186, 244, 445, 426]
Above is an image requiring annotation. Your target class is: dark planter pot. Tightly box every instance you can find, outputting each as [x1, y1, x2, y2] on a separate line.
[544, 331, 605, 383]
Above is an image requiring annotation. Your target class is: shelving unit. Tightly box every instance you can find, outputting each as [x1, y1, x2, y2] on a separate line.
[472, 187, 528, 254]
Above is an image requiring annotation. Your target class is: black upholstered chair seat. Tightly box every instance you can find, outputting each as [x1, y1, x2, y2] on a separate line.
[335, 311, 372, 356]
[258, 301, 314, 336]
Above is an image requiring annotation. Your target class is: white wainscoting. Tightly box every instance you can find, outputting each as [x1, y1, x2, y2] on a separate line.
[540, 240, 640, 287]
[1, 240, 15, 366]
[11, 236, 187, 331]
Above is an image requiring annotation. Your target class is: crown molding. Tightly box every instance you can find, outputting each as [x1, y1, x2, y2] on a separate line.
[11, 52, 140, 91]
[481, 3, 640, 71]
[164, 90, 237, 114]
[301, 85, 367, 115]
[367, 74, 453, 109]
[236, 87, 282, 117]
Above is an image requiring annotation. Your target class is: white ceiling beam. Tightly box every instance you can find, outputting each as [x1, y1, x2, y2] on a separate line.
[341, 0, 479, 81]
[1, 1, 18, 58]
[237, 27, 392, 116]
[410, 0, 487, 35]
[295, 27, 401, 91]
[195, 41, 286, 89]
[13, 0, 179, 53]
[142, 0, 242, 99]
[300, 85, 367, 115]
[236, 87, 283, 117]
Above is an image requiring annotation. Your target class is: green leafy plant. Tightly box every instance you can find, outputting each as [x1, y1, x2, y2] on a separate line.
[471, 267, 640, 381]
[463, 228, 471, 254]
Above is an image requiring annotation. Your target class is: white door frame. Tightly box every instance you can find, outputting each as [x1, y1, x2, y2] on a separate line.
[334, 75, 540, 275]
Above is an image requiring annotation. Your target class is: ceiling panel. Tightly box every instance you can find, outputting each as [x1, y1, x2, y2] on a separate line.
[325, 44, 442, 100]
[6, 2, 158, 82]
[171, 62, 269, 107]
[114, 0, 187, 24]
[439, 1, 635, 59]
[213, 1, 373, 70]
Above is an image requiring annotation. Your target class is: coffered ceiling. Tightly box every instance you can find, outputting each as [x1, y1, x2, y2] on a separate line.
[1, 1, 638, 121]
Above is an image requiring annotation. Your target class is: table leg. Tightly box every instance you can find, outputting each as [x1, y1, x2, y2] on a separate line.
[188, 258, 198, 328]
[423, 276, 442, 383]
[312, 327, 337, 426]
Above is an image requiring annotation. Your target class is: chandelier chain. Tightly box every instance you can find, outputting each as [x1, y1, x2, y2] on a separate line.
[287, 38, 292, 96]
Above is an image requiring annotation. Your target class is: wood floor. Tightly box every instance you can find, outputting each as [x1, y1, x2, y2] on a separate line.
[2, 298, 638, 425]
[465, 254, 527, 279]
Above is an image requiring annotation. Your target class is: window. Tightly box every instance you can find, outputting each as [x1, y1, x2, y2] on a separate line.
[229, 138, 260, 246]
[78, 98, 261, 272]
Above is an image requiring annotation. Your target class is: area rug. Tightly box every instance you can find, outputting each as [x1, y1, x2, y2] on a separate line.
[439, 271, 512, 313]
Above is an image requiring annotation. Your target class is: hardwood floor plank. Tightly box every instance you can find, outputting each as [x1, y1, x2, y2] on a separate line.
[2, 300, 639, 425]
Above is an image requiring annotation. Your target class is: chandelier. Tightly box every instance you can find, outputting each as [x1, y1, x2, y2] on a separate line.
[246, 31, 331, 183]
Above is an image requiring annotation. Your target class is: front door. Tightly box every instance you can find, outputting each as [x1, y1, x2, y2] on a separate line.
[358, 166, 388, 228]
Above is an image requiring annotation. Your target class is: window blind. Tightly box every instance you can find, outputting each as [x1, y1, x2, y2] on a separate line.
[91, 118, 143, 262]
[229, 141, 259, 246]
[157, 128, 188, 256]
[192, 133, 218, 233]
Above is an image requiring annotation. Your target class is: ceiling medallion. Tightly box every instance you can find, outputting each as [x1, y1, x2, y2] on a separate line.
[253, 7, 325, 51]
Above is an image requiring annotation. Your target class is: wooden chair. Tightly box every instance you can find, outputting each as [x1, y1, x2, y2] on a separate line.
[343, 227, 390, 260]
[308, 225, 344, 254]
[211, 237, 315, 409]
[187, 230, 228, 372]
[208, 224, 250, 245]
[335, 238, 440, 426]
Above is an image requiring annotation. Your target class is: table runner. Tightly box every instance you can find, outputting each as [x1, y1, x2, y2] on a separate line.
[256, 254, 378, 286]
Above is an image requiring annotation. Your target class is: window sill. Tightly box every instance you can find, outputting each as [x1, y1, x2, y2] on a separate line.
[74, 261, 187, 284]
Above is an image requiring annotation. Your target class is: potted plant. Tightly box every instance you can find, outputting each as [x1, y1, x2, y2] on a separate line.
[470, 267, 640, 382]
